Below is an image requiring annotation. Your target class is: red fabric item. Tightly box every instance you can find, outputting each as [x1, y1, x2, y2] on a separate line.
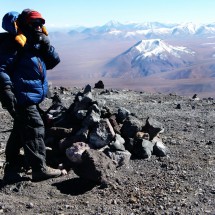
[26, 11, 45, 24]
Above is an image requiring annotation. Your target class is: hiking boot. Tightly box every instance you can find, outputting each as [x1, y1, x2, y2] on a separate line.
[3, 163, 22, 185]
[32, 166, 62, 182]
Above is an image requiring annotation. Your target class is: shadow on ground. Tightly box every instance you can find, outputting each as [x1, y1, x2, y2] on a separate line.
[52, 177, 97, 195]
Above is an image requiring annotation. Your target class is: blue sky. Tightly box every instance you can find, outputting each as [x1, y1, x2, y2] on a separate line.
[1, 0, 215, 31]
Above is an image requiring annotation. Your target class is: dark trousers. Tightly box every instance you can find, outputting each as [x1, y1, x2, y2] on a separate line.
[6, 105, 46, 171]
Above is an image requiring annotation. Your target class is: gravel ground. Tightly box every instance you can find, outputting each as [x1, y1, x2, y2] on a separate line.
[0, 86, 214, 215]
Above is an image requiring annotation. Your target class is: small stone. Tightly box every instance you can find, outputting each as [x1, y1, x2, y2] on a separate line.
[26, 202, 34, 209]
[61, 169, 68, 176]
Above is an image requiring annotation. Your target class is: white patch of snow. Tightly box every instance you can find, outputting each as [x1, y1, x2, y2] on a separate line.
[109, 30, 122, 35]
[133, 39, 195, 59]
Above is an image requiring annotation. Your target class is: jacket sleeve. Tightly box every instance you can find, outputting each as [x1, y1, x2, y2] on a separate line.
[42, 45, 60, 70]
[0, 34, 17, 88]
[0, 56, 14, 88]
[0, 54, 17, 117]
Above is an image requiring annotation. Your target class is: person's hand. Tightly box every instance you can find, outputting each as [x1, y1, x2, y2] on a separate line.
[0, 86, 17, 118]
[35, 32, 51, 52]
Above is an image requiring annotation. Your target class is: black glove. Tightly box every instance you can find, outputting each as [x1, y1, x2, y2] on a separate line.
[0, 86, 16, 118]
[35, 32, 51, 52]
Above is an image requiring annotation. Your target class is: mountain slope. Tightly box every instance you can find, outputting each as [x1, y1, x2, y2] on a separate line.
[102, 39, 196, 78]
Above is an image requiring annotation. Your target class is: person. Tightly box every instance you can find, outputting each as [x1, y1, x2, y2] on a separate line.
[0, 9, 64, 183]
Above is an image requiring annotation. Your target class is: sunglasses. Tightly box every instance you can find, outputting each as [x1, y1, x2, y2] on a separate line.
[29, 19, 43, 28]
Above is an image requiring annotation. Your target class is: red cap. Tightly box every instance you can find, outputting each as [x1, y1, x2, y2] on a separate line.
[26, 11, 45, 24]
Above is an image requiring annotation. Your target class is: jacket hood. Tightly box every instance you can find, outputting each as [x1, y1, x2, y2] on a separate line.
[2, 11, 19, 34]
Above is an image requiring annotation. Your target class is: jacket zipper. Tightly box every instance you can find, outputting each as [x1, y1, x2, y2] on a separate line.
[37, 57, 43, 76]
[37, 57, 45, 101]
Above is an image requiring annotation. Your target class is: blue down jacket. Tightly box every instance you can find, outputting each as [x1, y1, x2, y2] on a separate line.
[0, 11, 60, 106]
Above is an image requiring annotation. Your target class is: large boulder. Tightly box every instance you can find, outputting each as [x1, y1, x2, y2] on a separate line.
[89, 118, 115, 148]
[94, 80, 104, 89]
[143, 117, 164, 140]
[133, 139, 154, 159]
[66, 142, 90, 163]
[73, 149, 117, 185]
[120, 115, 143, 138]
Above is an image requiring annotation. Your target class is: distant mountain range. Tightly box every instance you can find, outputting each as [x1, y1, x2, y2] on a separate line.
[62, 20, 215, 40]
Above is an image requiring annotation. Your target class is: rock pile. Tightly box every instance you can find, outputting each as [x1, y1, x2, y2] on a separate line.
[45, 85, 169, 185]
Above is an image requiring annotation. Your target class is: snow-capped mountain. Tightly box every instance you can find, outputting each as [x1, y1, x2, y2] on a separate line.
[171, 22, 215, 36]
[66, 21, 215, 40]
[102, 39, 196, 78]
